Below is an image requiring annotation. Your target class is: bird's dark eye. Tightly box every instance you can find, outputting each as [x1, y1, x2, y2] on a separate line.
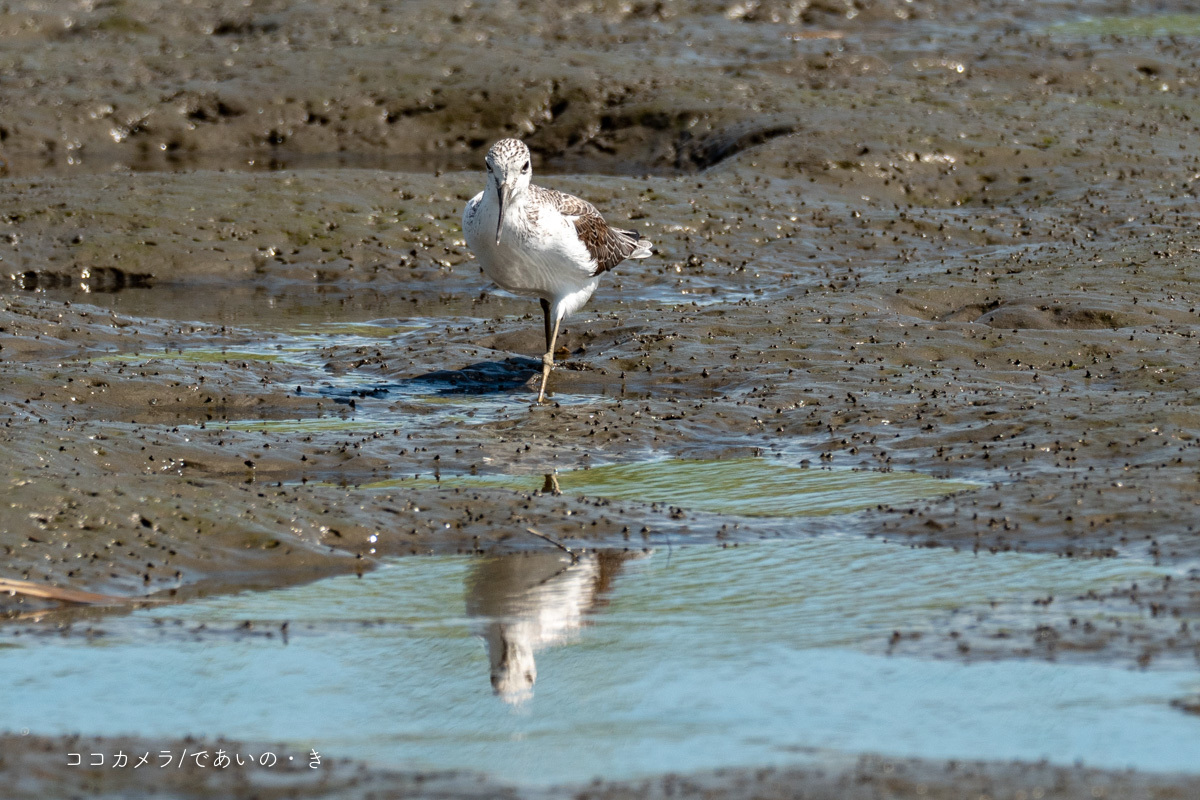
[522, 161, 530, 172]
[486, 164, 493, 173]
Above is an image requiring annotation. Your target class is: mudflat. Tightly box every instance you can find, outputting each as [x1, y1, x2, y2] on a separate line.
[2, 0, 1199, 796]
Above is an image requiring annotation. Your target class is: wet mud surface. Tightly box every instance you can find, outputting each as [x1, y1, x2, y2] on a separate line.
[5, 733, 1200, 800]
[3, 0, 1200, 795]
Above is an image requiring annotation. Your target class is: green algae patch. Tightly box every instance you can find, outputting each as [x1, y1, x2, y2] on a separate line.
[89, 349, 284, 364]
[555, 459, 972, 517]
[1049, 14, 1200, 37]
[362, 458, 975, 518]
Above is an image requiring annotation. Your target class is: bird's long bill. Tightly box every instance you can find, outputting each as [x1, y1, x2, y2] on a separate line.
[495, 182, 509, 245]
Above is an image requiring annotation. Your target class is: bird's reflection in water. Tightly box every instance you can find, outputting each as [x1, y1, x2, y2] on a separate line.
[465, 548, 631, 705]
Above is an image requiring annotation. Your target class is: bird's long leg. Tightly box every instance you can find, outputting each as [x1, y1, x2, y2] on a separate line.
[540, 298, 552, 353]
[538, 313, 562, 404]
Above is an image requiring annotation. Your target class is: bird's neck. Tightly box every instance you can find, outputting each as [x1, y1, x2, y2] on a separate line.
[489, 188, 529, 233]
[492, 185, 528, 208]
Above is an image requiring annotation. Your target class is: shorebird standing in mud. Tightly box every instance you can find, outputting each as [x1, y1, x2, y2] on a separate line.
[462, 138, 653, 402]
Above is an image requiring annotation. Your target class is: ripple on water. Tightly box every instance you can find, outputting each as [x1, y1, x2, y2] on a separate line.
[357, 458, 976, 516]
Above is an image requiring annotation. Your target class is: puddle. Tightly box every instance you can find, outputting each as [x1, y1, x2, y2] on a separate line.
[355, 458, 975, 516]
[80, 318, 424, 370]
[4, 539, 1197, 785]
[1049, 13, 1200, 37]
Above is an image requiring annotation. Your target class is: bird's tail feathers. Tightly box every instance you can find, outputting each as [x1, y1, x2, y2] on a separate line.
[615, 227, 653, 260]
[628, 237, 654, 260]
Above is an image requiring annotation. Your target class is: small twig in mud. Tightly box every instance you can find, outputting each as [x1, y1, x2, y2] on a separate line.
[0, 578, 149, 606]
[524, 527, 580, 563]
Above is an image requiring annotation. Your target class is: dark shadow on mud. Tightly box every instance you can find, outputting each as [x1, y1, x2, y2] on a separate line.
[319, 357, 539, 403]
[673, 119, 800, 171]
[5, 120, 802, 179]
[413, 357, 540, 394]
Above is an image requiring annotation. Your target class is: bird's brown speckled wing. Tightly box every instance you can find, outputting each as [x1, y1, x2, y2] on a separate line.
[534, 186, 645, 275]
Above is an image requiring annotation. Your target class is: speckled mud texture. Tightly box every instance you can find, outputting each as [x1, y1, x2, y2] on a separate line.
[3, 0, 1200, 796]
[5, 733, 1200, 800]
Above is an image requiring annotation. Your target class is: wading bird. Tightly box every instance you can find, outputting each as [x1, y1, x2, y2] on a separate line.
[463, 139, 652, 402]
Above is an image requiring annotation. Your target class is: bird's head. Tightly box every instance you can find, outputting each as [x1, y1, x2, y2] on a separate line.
[485, 138, 532, 245]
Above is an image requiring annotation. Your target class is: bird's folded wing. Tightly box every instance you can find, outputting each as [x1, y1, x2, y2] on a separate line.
[538, 187, 643, 275]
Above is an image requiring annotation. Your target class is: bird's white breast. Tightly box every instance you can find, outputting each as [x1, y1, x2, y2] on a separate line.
[463, 189, 598, 304]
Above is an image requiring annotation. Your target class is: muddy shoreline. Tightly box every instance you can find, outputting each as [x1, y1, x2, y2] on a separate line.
[3, 0, 1200, 795]
[5, 733, 1200, 800]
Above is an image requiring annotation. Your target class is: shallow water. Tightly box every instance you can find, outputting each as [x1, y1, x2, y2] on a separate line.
[37, 284, 419, 329]
[4, 539, 1196, 785]
[362, 458, 975, 516]
[1048, 13, 1200, 36]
